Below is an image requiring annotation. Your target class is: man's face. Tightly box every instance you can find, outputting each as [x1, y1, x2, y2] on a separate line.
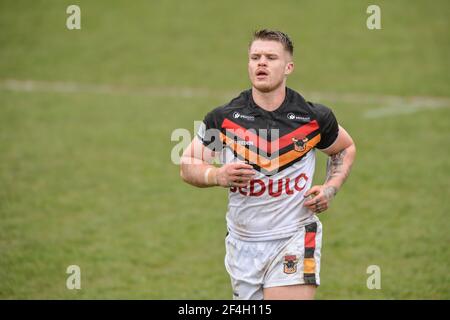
[248, 40, 294, 93]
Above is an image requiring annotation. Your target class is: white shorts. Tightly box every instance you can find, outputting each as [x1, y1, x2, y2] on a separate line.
[224, 221, 322, 300]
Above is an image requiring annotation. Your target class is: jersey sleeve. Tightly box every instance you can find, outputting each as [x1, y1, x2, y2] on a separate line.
[196, 109, 224, 151]
[313, 103, 339, 150]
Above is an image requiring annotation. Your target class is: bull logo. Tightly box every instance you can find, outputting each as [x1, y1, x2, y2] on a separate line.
[283, 255, 299, 274]
[292, 137, 309, 152]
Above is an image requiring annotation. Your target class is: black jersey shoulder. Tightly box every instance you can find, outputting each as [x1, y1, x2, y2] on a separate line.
[198, 90, 252, 149]
[305, 101, 339, 149]
[202, 89, 254, 129]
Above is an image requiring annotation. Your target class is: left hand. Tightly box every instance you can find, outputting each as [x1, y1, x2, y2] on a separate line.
[303, 185, 337, 214]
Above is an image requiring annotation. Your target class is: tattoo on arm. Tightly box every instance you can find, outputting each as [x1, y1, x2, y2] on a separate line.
[325, 149, 352, 192]
[326, 150, 346, 181]
[323, 185, 337, 200]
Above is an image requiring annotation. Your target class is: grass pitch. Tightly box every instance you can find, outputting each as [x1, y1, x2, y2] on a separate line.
[0, 0, 449, 299]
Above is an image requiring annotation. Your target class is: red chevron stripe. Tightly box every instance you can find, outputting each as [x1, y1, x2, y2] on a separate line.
[221, 118, 319, 153]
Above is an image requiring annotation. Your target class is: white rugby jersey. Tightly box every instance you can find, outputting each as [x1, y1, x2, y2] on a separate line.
[197, 88, 339, 241]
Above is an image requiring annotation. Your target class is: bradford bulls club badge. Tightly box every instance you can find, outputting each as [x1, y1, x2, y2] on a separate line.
[283, 255, 299, 274]
[292, 137, 309, 152]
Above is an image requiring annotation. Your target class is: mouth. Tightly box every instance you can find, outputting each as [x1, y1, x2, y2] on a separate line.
[255, 69, 269, 78]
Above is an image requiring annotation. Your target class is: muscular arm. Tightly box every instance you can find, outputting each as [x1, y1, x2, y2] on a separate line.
[180, 137, 255, 188]
[180, 137, 220, 187]
[322, 125, 356, 197]
[304, 125, 356, 212]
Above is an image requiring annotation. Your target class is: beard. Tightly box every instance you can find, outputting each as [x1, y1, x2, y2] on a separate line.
[251, 75, 285, 93]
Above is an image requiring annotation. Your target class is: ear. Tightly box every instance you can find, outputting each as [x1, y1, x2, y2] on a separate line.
[285, 61, 294, 75]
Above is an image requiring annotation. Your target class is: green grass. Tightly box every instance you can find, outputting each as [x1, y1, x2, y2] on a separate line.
[0, 0, 449, 299]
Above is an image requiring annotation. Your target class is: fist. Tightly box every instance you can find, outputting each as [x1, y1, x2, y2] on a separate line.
[303, 185, 337, 214]
[216, 162, 256, 188]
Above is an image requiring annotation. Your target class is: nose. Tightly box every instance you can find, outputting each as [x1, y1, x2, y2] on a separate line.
[257, 56, 268, 67]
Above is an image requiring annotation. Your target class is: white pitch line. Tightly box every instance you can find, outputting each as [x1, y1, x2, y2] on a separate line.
[0, 79, 228, 99]
[1, 79, 449, 118]
[364, 104, 448, 118]
[308, 90, 450, 118]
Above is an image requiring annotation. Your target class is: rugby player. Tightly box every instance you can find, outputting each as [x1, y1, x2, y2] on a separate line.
[180, 29, 356, 300]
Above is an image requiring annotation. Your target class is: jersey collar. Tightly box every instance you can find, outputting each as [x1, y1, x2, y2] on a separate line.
[249, 87, 292, 117]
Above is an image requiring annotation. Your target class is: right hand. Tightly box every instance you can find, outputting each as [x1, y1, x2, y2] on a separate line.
[216, 162, 256, 188]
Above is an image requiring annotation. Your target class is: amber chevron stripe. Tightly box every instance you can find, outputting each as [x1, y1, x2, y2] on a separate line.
[220, 132, 321, 172]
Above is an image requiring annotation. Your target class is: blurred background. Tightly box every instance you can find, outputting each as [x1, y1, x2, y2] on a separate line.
[0, 0, 448, 299]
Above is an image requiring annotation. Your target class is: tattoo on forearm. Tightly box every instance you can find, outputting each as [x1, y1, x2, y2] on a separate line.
[325, 149, 351, 185]
[323, 186, 337, 200]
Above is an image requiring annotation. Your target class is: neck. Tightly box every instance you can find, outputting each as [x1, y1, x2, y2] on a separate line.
[252, 84, 286, 112]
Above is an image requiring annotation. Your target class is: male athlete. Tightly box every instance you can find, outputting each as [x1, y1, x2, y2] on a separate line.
[180, 30, 356, 300]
